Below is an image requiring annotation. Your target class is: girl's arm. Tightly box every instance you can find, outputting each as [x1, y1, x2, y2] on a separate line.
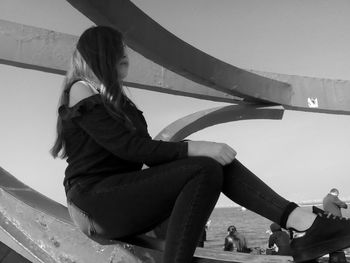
[74, 103, 188, 166]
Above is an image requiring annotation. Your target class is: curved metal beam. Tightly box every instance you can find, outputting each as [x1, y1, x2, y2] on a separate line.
[65, 0, 292, 104]
[154, 104, 284, 142]
[0, 19, 242, 104]
[65, 0, 350, 115]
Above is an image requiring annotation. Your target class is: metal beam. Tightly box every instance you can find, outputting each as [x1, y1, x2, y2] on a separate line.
[0, 19, 242, 104]
[2, 19, 350, 114]
[155, 105, 284, 141]
[65, 0, 292, 104]
[0, 19, 75, 75]
[0, 166, 292, 263]
[252, 70, 350, 115]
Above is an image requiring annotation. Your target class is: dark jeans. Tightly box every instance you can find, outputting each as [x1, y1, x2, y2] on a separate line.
[66, 156, 297, 263]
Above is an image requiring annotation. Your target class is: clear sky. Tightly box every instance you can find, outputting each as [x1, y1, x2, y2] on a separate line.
[1, 0, 350, 207]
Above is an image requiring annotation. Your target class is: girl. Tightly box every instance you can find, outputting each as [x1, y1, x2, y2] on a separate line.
[51, 25, 350, 263]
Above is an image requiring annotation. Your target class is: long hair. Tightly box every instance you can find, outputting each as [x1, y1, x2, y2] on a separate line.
[50, 26, 136, 158]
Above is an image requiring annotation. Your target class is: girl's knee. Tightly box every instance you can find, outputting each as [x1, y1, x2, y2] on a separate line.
[192, 156, 222, 171]
[191, 156, 223, 188]
[188, 156, 222, 169]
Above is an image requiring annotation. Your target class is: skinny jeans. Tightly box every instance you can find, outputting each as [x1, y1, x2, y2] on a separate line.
[66, 156, 297, 263]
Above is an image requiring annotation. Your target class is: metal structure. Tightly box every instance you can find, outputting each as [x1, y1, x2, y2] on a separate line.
[65, 0, 350, 115]
[0, 0, 349, 262]
[2, 14, 350, 113]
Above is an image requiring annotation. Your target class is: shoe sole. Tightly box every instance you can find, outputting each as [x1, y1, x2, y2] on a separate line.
[292, 234, 350, 262]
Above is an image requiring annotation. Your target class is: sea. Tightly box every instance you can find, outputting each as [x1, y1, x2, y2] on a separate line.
[204, 206, 350, 257]
[205, 206, 274, 250]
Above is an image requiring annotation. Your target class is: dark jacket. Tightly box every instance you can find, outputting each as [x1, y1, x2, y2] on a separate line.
[323, 194, 348, 217]
[59, 95, 188, 192]
[268, 230, 292, 256]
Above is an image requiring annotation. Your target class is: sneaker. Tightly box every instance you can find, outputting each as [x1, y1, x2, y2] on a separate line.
[290, 206, 350, 262]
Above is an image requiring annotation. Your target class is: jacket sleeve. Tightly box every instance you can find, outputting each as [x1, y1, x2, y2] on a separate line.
[74, 103, 188, 166]
[334, 197, 348, 209]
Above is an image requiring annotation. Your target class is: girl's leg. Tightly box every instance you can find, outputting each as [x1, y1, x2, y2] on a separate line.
[163, 159, 222, 262]
[67, 156, 223, 263]
[222, 158, 350, 262]
[221, 158, 298, 228]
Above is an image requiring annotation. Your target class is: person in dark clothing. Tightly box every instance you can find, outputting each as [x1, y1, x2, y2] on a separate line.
[323, 189, 349, 263]
[323, 188, 348, 217]
[197, 228, 206, 248]
[198, 219, 211, 247]
[224, 225, 251, 253]
[268, 223, 292, 256]
[50, 25, 350, 263]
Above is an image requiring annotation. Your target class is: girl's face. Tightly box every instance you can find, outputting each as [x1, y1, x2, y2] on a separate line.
[117, 46, 129, 80]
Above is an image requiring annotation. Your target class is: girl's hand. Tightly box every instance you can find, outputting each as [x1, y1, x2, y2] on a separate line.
[187, 141, 237, 166]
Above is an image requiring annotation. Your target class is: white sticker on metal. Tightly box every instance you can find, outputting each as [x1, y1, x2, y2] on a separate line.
[307, 97, 318, 108]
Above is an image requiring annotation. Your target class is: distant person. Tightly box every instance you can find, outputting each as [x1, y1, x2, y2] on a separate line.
[268, 223, 292, 256]
[323, 188, 348, 217]
[206, 220, 211, 234]
[197, 219, 211, 247]
[323, 189, 348, 263]
[197, 228, 206, 248]
[224, 225, 251, 253]
[204, 219, 211, 242]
